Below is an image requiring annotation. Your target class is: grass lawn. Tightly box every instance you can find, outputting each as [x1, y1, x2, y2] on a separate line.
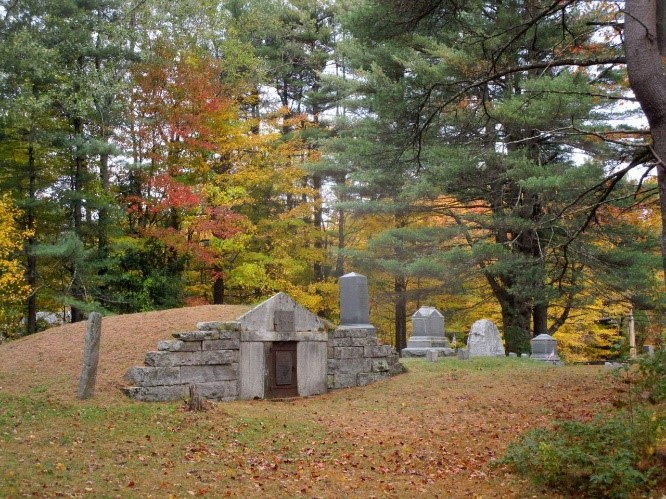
[1, 351, 619, 497]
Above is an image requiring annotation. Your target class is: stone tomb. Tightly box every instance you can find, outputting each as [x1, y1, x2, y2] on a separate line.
[327, 326, 403, 389]
[124, 286, 402, 402]
[124, 293, 329, 401]
[236, 293, 329, 400]
[327, 272, 403, 388]
[401, 306, 455, 358]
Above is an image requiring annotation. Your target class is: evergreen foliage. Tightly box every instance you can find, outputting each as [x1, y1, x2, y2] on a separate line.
[328, 0, 658, 354]
[0, 0, 662, 360]
[498, 411, 662, 497]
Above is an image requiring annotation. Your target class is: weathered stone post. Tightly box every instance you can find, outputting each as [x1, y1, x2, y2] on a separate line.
[77, 312, 102, 399]
[339, 272, 375, 333]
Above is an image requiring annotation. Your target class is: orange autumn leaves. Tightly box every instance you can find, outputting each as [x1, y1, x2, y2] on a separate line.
[122, 41, 320, 301]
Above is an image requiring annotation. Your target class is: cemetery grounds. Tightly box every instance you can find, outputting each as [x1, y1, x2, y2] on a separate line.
[0, 305, 658, 497]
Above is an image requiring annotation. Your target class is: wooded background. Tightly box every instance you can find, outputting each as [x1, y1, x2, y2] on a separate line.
[1, 0, 664, 361]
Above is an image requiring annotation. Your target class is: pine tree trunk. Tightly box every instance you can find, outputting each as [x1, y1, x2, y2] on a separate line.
[70, 113, 86, 324]
[212, 274, 224, 305]
[533, 302, 548, 335]
[312, 172, 324, 281]
[26, 256, 37, 334]
[625, 0, 666, 285]
[95, 36, 111, 264]
[502, 298, 532, 355]
[335, 209, 345, 277]
[72, 113, 85, 232]
[26, 143, 37, 335]
[98, 150, 110, 260]
[394, 276, 407, 353]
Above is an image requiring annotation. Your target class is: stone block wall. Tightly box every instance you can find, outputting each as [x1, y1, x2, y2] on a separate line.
[123, 314, 404, 402]
[123, 321, 240, 402]
[327, 327, 403, 389]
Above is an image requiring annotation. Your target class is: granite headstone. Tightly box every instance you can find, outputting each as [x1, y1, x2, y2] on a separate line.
[339, 272, 375, 333]
[466, 319, 505, 357]
[530, 333, 561, 363]
[402, 306, 454, 357]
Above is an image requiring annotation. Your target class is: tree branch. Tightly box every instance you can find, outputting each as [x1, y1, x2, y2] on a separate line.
[414, 56, 626, 156]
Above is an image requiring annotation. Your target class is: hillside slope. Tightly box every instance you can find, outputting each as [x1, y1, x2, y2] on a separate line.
[0, 305, 250, 404]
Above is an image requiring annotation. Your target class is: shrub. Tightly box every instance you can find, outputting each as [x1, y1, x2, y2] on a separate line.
[496, 410, 663, 498]
[635, 349, 666, 405]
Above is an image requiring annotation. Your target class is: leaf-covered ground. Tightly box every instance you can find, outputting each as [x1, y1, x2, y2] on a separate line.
[0, 306, 621, 497]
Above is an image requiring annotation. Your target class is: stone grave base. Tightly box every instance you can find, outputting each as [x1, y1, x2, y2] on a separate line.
[327, 327, 404, 389]
[401, 347, 456, 358]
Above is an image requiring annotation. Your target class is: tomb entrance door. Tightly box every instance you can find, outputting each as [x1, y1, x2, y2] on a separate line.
[267, 341, 298, 398]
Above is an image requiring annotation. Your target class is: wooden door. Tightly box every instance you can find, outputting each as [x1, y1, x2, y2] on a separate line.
[267, 341, 298, 398]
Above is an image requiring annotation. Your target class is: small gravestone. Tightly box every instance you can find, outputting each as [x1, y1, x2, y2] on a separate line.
[467, 319, 505, 357]
[78, 312, 102, 399]
[457, 348, 469, 360]
[643, 345, 655, 356]
[530, 333, 561, 364]
[339, 272, 375, 333]
[426, 349, 438, 362]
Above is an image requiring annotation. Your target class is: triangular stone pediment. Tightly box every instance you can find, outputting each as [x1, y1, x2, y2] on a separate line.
[411, 306, 443, 319]
[236, 292, 326, 332]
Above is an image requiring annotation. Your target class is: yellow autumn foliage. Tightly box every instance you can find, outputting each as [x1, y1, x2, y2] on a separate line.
[0, 195, 31, 340]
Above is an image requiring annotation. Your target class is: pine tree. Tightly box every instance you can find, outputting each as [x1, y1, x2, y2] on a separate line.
[334, 0, 640, 353]
[227, 0, 339, 285]
[0, 3, 72, 332]
[0, 0, 140, 325]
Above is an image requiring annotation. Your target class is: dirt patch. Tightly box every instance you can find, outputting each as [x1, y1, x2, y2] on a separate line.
[0, 305, 250, 404]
